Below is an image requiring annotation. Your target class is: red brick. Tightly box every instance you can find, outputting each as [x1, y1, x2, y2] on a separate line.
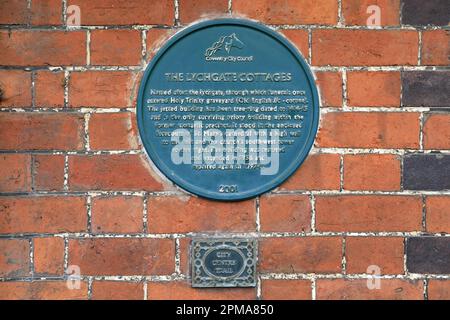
[312, 30, 418, 66]
[179, 0, 229, 23]
[0, 239, 30, 277]
[34, 237, 64, 275]
[316, 195, 422, 232]
[33, 154, 65, 191]
[68, 0, 174, 25]
[0, 0, 29, 24]
[68, 154, 164, 191]
[147, 281, 256, 300]
[0, 30, 86, 66]
[426, 196, 450, 233]
[347, 71, 401, 107]
[31, 0, 62, 25]
[316, 112, 420, 148]
[259, 195, 311, 232]
[0, 154, 31, 192]
[279, 154, 341, 191]
[0, 196, 87, 234]
[146, 29, 175, 60]
[179, 238, 190, 275]
[345, 237, 404, 274]
[422, 30, 450, 66]
[261, 279, 311, 300]
[342, 0, 400, 26]
[315, 71, 342, 107]
[90, 30, 141, 66]
[0, 70, 32, 107]
[281, 29, 309, 61]
[68, 238, 174, 275]
[259, 237, 342, 273]
[343, 154, 401, 191]
[423, 114, 450, 150]
[147, 196, 255, 233]
[35, 71, 65, 107]
[316, 279, 423, 300]
[233, 0, 338, 25]
[92, 281, 144, 300]
[89, 113, 139, 150]
[0, 281, 88, 300]
[91, 196, 143, 234]
[428, 280, 450, 300]
[69, 71, 136, 107]
[0, 113, 84, 151]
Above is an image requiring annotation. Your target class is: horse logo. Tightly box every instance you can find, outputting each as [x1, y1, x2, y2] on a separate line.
[205, 33, 245, 57]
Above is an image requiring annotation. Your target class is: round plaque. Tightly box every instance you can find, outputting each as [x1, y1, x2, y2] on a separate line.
[137, 19, 319, 200]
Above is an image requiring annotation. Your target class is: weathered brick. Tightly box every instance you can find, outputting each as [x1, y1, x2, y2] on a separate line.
[261, 279, 311, 300]
[312, 30, 418, 66]
[0, 154, 31, 192]
[403, 154, 450, 191]
[34, 237, 64, 275]
[426, 196, 450, 234]
[407, 237, 450, 274]
[147, 196, 255, 233]
[91, 196, 143, 234]
[0, 113, 84, 151]
[343, 154, 401, 191]
[0, 196, 87, 234]
[347, 71, 401, 107]
[316, 279, 423, 300]
[179, 0, 229, 23]
[90, 30, 141, 66]
[0, 239, 30, 277]
[68, 0, 174, 25]
[428, 280, 450, 300]
[69, 71, 136, 108]
[259, 194, 311, 232]
[316, 112, 420, 149]
[345, 237, 404, 274]
[401, 0, 450, 26]
[259, 237, 342, 273]
[233, 0, 338, 25]
[92, 281, 144, 300]
[0, 70, 32, 107]
[35, 71, 65, 107]
[0, 281, 88, 300]
[179, 238, 190, 275]
[402, 71, 450, 108]
[423, 114, 450, 150]
[146, 29, 175, 60]
[0, 0, 29, 24]
[281, 29, 309, 61]
[33, 154, 65, 191]
[315, 71, 342, 108]
[147, 281, 256, 300]
[0, 30, 86, 66]
[31, 0, 62, 25]
[342, 0, 400, 26]
[421, 30, 450, 66]
[89, 113, 139, 150]
[68, 154, 164, 191]
[279, 153, 341, 190]
[68, 238, 174, 275]
[316, 195, 422, 232]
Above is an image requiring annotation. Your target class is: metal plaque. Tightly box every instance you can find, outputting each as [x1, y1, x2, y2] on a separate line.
[137, 18, 320, 200]
[191, 239, 257, 288]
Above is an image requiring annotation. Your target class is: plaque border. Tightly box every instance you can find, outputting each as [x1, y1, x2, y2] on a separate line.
[137, 18, 320, 201]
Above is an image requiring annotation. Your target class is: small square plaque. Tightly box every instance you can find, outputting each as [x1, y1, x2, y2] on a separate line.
[191, 239, 257, 288]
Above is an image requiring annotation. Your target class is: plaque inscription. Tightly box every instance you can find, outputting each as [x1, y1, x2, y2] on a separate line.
[191, 239, 256, 288]
[137, 19, 320, 200]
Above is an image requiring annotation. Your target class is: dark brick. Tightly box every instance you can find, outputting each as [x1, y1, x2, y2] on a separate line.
[401, 0, 450, 26]
[402, 71, 450, 108]
[407, 237, 450, 274]
[403, 154, 450, 191]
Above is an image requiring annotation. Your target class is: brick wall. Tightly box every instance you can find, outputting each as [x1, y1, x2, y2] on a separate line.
[0, 0, 449, 300]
